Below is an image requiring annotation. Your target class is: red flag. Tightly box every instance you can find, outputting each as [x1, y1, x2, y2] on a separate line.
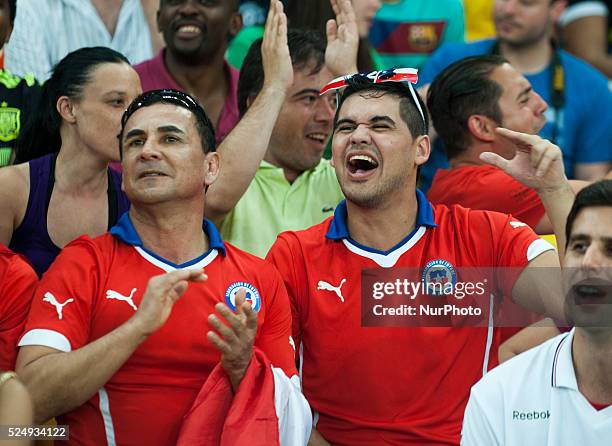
[177, 347, 281, 446]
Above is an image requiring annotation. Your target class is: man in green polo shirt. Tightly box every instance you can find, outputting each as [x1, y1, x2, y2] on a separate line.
[206, 0, 358, 257]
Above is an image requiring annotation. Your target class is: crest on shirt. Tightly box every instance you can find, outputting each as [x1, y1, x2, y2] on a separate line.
[421, 259, 456, 296]
[0, 102, 20, 142]
[225, 281, 261, 313]
[374, 21, 446, 55]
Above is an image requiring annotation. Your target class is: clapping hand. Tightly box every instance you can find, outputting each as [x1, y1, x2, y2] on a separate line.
[207, 289, 258, 392]
[261, 0, 293, 94]
[325, 0, 359, 77]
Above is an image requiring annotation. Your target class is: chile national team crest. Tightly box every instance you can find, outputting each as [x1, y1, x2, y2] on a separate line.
[224, 281, 262, 313]
[421, 259, 457, 296]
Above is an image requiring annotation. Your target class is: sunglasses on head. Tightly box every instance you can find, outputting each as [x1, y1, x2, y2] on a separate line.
[320, 68, 426, 130]
[120, 89, 209, 129]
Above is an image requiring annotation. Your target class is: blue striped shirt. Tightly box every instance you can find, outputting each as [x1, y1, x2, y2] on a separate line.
[5, 0, 153, 81]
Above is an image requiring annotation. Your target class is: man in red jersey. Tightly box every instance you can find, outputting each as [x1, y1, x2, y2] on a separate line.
[13, 88, 311, 444]
[0, 243, 37, 370]
[427, 55, 588, 234]
[266, 72, 568, 445]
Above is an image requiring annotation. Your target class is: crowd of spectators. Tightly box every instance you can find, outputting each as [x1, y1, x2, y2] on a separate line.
[0, 0, 611, 445]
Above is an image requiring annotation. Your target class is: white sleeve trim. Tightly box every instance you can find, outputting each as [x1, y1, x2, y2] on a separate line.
[527, 238, 555, 262]
[560, 2, 608, 26]
[271, 367, 312, 446]
[18, 329, 72, 352]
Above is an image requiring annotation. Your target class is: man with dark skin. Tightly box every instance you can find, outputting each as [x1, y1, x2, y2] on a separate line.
[135, 0, 243, 142]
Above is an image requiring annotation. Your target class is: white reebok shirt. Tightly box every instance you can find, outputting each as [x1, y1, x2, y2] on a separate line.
[461, 329, 612, 445]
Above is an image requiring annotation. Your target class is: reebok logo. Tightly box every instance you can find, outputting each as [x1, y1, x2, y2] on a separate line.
[512, 410, 550, 421]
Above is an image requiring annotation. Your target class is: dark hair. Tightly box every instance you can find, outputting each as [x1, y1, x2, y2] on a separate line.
[285, 0, 333, 35]
[427, 55, 507, 159]
[14, 47, 130, 163]
[8, 0, 16, 26]
[237, 27, 326, 116]
[119, 89, 216, 155]
[334, 75, 429, 137]
[565, 180, 612, 247]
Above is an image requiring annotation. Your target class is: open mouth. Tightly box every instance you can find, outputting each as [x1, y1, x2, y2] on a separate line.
[346, 154, 379, 176]
[306, 132, 328, 145]
[174, 23, 204, 39]
[571, 280, 612, 305]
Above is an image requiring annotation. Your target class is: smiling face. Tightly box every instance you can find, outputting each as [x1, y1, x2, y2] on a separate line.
[493, 64, 547, 134]
[121, 103, 219, 205]
[563, 206, 612, 329]
[157, 0, 241, 61]
[331, 91, 429, 208]
[266, 62, 336, 180]
[489, 63, 547, 157]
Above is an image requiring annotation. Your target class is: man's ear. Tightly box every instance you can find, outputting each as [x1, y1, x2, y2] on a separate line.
[467, 115, 497, 143]
[414, 134, 431, 166]
[550, 0, 567, 23]
[229, 12, 243, 39]
[204, 151, 220, 188]
[156, 9, 162, 33]
[57, 96, 77, 124]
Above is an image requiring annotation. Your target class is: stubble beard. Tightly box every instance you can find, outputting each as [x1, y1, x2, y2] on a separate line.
[341, 171, 405, 209]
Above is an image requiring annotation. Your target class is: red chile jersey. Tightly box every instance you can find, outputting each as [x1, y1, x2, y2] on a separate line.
[19, 214, 297, 446]
[266, 190, 554, 446]
[0, 243, 37, 370]
[428, 165, 545, 230]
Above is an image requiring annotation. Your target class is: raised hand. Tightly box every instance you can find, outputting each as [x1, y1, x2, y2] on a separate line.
[326, 0, 359, 77]
[480, 127, 568, 193]
[132, 269, 207, 337]
[207, 289, 258, 391]
[262, 0, 293, 93]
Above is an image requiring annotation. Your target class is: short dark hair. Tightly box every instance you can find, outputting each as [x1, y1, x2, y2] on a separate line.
[427, 55, 507, 159]
[237, 28, 326, 116]
[565, 180, 612, 247]
[334, 75, 429, 138]
[8, 0, 16, 26]
[119, 89, 216, 155]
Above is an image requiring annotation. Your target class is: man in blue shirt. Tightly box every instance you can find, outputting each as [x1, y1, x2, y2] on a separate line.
[419, 0, 612, 191]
